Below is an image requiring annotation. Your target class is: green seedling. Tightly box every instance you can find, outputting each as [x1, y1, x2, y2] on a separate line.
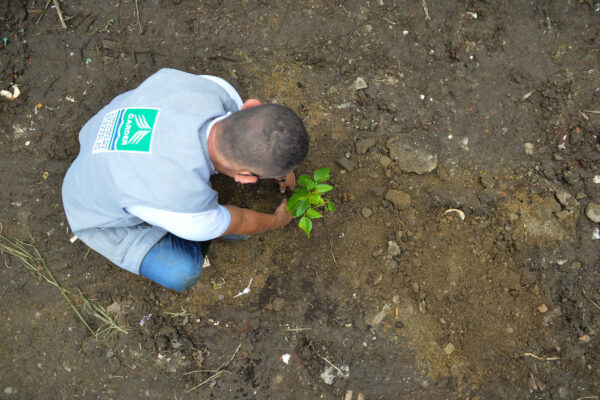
[287, 167, 335, 238]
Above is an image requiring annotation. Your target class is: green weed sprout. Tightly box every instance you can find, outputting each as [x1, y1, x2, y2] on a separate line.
[287, 167, 335, 238]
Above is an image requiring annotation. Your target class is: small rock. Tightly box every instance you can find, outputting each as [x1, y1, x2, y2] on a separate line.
[480, 174, 495, 189]
[272, 297, 286, 312]
[379, 155, 392, 167]
[524, 143, 534, 155]
[444, 343, 455, 355]
[395, 321, 404, 329]
[354, 77, 368, 90]
[555, 189, 578, 209]
[387, 241, 401, 256]
[568, 261, 581, 271]
[361, 207, 373, 218]
[585, 202, 600, 223]
[106, 302, 121, 314]
[386, 137, 438, 174]
[558, 387, 569, 399]
[102, 39, 116, 49]
[335, 156, 353, 172]
[576, 192, 587, 200]
[371, 304, 391, 325]
[356, 138, 376, 154]
[505, 327, 514, 334]
[4, 387, 14, 395]
[385, 190, 411, 210]
[536, 304, 548, 313]
[411, 282, 419, 294]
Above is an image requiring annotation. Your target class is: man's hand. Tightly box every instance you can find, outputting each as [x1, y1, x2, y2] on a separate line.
[222, 198, 293, 236]
[278, 171, 296, 194]
[272, 198, 293, 228]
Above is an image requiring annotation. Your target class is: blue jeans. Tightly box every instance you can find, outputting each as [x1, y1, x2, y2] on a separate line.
[139, 233, 248, 292]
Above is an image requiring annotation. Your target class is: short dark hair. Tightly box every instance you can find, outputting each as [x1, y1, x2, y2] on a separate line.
[217, 104, 309, 177]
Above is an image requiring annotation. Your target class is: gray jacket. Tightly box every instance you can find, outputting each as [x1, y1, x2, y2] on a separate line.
[62, 69, 241, 273]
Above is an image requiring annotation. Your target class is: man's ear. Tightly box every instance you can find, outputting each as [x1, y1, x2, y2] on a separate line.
[241, 99, 261, 110]
[234, 171, 259, 184]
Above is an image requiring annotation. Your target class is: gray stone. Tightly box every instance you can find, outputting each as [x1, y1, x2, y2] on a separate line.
[106, 302, 121, 314]
[385, 190, 411, 210]
[386, 137, 437, 174]
[585, 202, 600, 223]
[387, 241, 401, 256]
[335, 156, 353, 171]
[356, 138, 376, 154]
[354, 77, 368, 90]
[272, 297, 286, 312]
[379, 155, 392, 167]
[361, 207, 373, 218]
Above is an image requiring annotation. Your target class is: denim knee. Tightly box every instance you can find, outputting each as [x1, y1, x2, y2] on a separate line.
[140, 234, 206, 292]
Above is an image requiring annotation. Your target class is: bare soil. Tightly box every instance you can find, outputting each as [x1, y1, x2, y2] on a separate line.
[1, 1, 600, 399]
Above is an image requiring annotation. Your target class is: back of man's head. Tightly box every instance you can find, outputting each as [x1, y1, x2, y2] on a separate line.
[217, 104, 309, 177]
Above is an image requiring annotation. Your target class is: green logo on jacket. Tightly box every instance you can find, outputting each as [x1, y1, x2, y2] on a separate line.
[93, 108, 159, 153]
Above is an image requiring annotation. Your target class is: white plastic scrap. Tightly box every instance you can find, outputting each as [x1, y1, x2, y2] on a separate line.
[593, 175, 600, 184]
[1, 85, 20, 100]
[281, 354, 291, 364]
[320, 365, 350, 385]
[593, 227, 600, 240]
[234, 277, 253, 298]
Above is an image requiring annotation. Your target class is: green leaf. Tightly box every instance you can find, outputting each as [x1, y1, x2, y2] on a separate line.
[293, 187, 309, 196]
[287, 193, 307, 213]
[305, 208, 323, 219]
[313, 167, 331, 183]
[309, 194, 325, 206]
[297, 174, 315, 189]
[291, 199, 310, 218]
[327, 202, 336, 212]
[299, 216, 312, 238]
[315, 184, 333, 194]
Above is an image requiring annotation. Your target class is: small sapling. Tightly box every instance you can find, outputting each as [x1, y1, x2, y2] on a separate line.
[287, 167, 335, 238]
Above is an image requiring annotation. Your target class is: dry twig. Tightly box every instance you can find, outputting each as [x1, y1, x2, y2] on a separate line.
[582, 289, 600, 312]
[521, 353, 560, 361]
[135, 0, 143, 34]
[421, 0, 431, 21]
[53, 0, 68, 29]
[184, 343, 241, 393]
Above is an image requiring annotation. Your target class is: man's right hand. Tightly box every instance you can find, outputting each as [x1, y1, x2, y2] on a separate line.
[222, 198, 293, 236]
[272, 198, 293, 228]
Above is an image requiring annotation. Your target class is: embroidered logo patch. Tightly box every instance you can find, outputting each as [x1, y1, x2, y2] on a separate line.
[92, 108, 159, 153]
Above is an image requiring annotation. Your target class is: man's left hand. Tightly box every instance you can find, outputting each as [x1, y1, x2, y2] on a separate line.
[278, 171, 296, 193]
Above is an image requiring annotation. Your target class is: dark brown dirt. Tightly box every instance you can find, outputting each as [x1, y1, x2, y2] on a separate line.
[1, 1, 600, 399]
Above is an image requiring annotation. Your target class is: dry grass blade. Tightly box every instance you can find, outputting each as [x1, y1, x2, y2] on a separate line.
[0, 232, 94, 336]
[184, 343, 241, 393]
[78, 290, 129, 337]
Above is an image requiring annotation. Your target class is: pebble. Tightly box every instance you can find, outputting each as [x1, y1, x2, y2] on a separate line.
[272, 297, 286, 312]
[505, 327, 514, 334]
[444, 343, 455, 355]
[387, 241, 401, 256]
[585, 202, 600, 223]
[354, 77, 368, 91]
[558, 387, 569, 399]
[386, 137, 438, 174]
[536, 304, 548, 313]
[356, 138, 376, 154]
[385, 190, 411, 210]
[4, 387, 14, 395]
[568, 261, 581, 271]
[379, 155, 392, 167]
[361, 207, 373, 218]
[524, 143, 534, 155]
[335, 156, 353, 171]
